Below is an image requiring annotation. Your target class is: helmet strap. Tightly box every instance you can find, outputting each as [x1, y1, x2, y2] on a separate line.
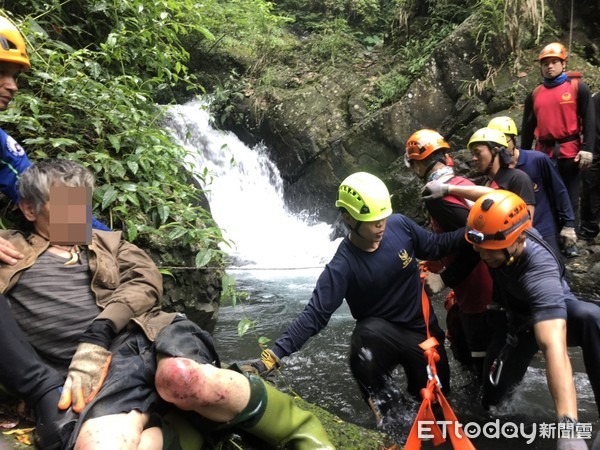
[503, 248, 516, 266]
[352, 220, 363, 237]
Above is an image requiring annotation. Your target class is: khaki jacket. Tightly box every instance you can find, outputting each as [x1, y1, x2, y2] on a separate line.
[0, 229, 177, 341]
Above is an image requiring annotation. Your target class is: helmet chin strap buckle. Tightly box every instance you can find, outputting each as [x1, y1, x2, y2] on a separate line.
[503, 249, 516, 266]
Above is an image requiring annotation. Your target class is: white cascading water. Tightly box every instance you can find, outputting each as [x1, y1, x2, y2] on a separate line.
[164, 99, 340, 269]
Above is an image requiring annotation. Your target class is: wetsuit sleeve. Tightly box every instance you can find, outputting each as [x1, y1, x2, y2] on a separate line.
[539, 155, 575, 227]
[578, 82, 595, 153]
[271, 257, 347, 358]
[520, 92, 536, 150]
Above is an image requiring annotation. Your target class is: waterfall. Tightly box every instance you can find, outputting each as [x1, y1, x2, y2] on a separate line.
[164, 99, 339, 269]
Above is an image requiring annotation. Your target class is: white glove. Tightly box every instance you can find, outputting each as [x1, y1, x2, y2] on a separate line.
[421, 180, 449, 201]
[575, 150, 593, 169]
[560, 227, 578, 248]
[425, 272, 446, 295]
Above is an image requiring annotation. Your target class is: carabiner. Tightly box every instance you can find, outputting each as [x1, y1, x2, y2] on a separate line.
[488, 358, 504, 386]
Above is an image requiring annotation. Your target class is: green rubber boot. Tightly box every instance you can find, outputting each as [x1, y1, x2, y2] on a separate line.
[238, 376, 335, 450]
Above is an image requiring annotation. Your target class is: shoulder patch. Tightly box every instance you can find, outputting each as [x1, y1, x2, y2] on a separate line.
[6, 135, 25, 157]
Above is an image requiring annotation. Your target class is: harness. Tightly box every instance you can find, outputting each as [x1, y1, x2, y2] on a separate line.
[532, 76, 581, 159]
[404, 265, 475, 450]
[487, 229, 564, 386]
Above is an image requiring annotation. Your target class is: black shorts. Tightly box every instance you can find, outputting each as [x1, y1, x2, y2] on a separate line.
[64, 317, 219, 448]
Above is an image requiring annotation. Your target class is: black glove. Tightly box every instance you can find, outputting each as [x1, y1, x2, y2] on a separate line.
[239, 349, 281, 378]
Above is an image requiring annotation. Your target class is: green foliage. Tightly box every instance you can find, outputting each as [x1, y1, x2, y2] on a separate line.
[0, 1, 291, 264]
[309, 18, 354, 64]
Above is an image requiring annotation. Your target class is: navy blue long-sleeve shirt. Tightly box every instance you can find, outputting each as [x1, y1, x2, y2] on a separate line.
[516, 149, 574, 238]
[272, 214, 464, 358]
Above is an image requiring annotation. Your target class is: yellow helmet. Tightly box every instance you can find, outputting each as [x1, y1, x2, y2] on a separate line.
[335, 172, 392, 222]
[467, 127, 509, 151]
[487, 116, 518, 137]
[0, 16, 30, 70]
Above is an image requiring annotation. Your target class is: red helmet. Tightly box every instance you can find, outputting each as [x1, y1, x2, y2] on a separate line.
[465, 190, 531, 250]
[538, 42, 567, 61]
[405, 129, 450, 162]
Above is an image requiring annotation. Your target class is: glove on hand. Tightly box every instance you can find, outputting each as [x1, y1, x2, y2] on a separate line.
[425, 272, 446, 296]
[58, 342, 112, 413]
[556, 437, 588, 450]
[575, 150, 593, 169]
[240, 349, 281, 378]
[421, 180, 449, 201]
[560, 227, 578, 248]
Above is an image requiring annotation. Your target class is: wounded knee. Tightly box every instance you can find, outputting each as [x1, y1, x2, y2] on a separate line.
[155, 357, 211, 408]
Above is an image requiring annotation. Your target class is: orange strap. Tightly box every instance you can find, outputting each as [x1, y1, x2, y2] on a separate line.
[404, 266, 475, 450]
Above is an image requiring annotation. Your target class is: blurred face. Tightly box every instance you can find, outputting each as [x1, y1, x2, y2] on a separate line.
[540, 57, 565, 79]
[20, 185, 93, 244]
[0, 61, 21, 111]
[470, 143, 493, 174]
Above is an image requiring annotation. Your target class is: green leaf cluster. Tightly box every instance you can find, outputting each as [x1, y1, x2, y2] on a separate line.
[1, 0, 290, 265]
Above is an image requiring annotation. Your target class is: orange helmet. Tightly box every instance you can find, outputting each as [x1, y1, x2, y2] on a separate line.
[538, 42, 567, 61]
[0, 16, 30, 69]
[405, 129, 450, 164]
[465, 190, 531, 250]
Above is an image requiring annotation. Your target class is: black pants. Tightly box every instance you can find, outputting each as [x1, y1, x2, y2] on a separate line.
[482, 301, 600, 417]
[0, 294, 64, 405]
[557, 158, 582, 228]
[579, 165, 600, 238]
[566, 299, 600, 416]
[349, 317, 450, 417]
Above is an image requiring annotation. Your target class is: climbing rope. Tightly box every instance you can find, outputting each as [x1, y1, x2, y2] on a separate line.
[404, 264, 475, 450]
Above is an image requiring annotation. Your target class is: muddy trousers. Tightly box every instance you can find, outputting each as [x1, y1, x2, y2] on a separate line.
[349, 316, 450, 419]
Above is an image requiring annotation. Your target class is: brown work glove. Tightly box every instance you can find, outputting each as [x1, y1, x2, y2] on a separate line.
[58, 342, 112, 413]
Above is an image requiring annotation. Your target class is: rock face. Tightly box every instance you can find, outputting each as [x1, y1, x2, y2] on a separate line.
[222, 8, 599, 230]
[139, 237, 224, 334]
[217, 5, 600, 299]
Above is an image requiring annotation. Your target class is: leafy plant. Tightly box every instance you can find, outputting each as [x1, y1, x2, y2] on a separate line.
[1, 1, 291, 266]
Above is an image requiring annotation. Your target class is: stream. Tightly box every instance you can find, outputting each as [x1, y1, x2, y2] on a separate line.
[166, 99, 599, 449]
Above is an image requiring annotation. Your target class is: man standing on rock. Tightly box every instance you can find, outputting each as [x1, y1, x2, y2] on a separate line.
[521, 42, 596, 240]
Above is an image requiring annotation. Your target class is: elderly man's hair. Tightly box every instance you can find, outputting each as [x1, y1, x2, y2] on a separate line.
[17, 159, 95, 214]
